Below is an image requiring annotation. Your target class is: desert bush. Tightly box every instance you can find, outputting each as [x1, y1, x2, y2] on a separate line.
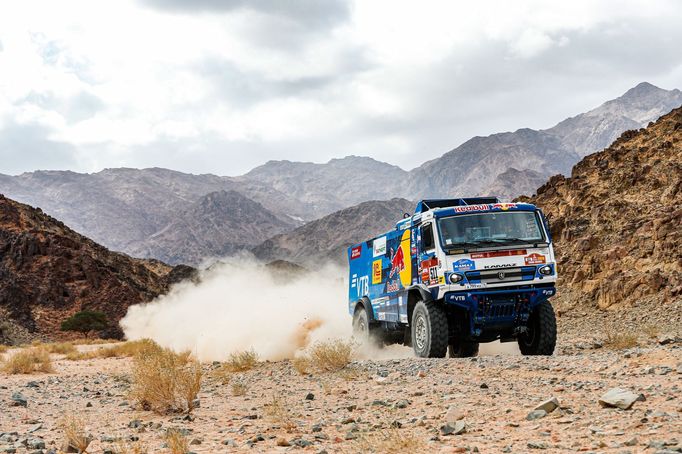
[45, 342, 77, 355]
[264, 395, 296, 432]
[642, 324, 661, 339]
[65, 339, 157, 361]
[603, 329, 639, 349]
[291, 355, 311, 375]
[354, 428, 424, 453]
[231, 381, 248, 396]
[59, 413, 92, 453]
[130, 340, 202, 414]
[60, 310, 108, 333]
[2, 347, 54, 374]
[164, 429, 189, 454]
[307, 339, 355, 373]
[0, 344, 8, 354]
[114, 441, 148, 454]
[224, 349, 259, 372]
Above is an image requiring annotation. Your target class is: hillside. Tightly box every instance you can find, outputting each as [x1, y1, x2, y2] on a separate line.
[252, 198, 415, 265]
[0, 194, 194, 342]
[126, 190, 292, 265]
[520, 106, 682, 310]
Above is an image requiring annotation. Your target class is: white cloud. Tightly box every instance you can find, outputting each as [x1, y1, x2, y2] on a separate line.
[0, 0, 681, 175]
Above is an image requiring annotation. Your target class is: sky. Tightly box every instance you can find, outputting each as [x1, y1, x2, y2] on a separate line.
[1, 0, 681, 176]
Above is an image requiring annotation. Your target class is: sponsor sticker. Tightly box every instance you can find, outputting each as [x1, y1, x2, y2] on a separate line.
[452, 258, 475, 271]
[483, 263, 514, 269]
[524, 253, 546, 265]
[373, 236, 387, 257]
[350, 245, 362, 260]
[386, 280, 400, 293]
[451, 294, 466, 302]
[471, 249, 526, 259]
[372, 260, 382, 284]
[454, 204, 489, 213]
[438, 275, 445, 285]
[491, 203, 517, 211]
[465, 283, 487, 289]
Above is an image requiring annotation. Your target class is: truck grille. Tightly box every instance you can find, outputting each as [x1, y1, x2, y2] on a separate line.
[466, 266, 535, 284]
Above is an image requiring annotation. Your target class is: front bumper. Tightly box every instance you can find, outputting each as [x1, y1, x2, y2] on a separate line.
[444, 284, 556, 338]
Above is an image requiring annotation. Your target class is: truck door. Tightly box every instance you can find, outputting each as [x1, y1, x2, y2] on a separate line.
[419, 222, 439, 286]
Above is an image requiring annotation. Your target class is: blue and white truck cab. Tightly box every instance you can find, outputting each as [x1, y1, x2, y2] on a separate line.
[347, 198, 557, 358]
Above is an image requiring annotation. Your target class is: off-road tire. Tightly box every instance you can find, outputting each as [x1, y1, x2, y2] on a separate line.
[448, 340, 479, 358]
[352, 305, 382, 348]
[518, 300, 557, 355]
[411, 300, 448, 358]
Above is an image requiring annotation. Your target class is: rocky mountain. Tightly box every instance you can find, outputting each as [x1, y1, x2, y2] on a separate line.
[0, 194, 194, 342]
[127, 190, 292, 265]
[0, 82, 679, 265]
[240, 156, 408, 214]
[519, 106, 682, 310]
[252, 198, 415, 266]
[411, 82, 682, 200]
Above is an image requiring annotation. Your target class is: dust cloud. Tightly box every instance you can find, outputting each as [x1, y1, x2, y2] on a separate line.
[121, 257, 521, 361]
[120, 258, 351, 362]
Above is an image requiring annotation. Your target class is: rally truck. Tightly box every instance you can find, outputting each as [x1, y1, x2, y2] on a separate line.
[347, 198, 557, 358]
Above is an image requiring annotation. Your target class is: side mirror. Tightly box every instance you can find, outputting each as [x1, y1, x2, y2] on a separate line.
[403, 213, 410, 219]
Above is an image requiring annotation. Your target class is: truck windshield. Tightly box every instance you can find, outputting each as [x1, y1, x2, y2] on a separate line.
[437, 211, 545, 248]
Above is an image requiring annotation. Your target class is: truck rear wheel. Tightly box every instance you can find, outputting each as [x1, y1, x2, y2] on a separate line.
[518, 300, 557, 355]
[352, 305, 382, 348]
[411, 301, 448, 358]
[448, 340, 479, 358]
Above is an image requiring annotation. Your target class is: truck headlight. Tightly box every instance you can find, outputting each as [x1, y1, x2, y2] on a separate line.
[449, 273, 464, 284]
[538, 265, 553, 276]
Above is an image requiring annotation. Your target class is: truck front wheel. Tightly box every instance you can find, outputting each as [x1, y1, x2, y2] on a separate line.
[411, 301, 448, 358]
[517, 300, 557, 355]
[449, 340, 479, 358]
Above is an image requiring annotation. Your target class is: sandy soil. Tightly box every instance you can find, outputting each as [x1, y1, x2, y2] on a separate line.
[1, 335, 680, 454]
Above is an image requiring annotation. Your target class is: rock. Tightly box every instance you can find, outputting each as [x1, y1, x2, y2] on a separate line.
[599, 388, 645, 410]
[441, 421, 466, 436]
[9, 393, 27, 407]
[221, 439, 238, 447]
[527, 441, 548, 449]
[526, 410, 547, 421]
[26, 439, 45, 450]
[444, 406, 466, 423]
[276, 438, 290, 447]
[394, 399, 409, 409]
[189, 438, 202, 445]
[305, 393, 315, 401]
[534, 397, 560, 413]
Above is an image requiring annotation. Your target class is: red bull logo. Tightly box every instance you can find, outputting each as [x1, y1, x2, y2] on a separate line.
[492, 203, 517, 211]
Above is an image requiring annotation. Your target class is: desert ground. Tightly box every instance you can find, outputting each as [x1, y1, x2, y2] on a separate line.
[1, 304, 681, 454]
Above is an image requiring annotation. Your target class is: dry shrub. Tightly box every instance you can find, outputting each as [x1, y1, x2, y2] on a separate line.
[60, 413, 92, 453]
[304, 339, 355, 373]
[264, 395, 296, 432]
[231, 381, 248, 396]
[72, 338, 119, 345]
[0, 345, 8, 354]
[604, 329, 639, 349]
[45, 342, 77, 355]
[164, 429, 189, 454]
[643, 324, 661, 339]
[354, 428, 425, 453]
[2, 347, 54, 374]
[291, 356, 311, 375]
[114, 440, 148, 454]
[130, 340, 202, 414]
[224, 349, 259, 372]
[65, 339, 157, 361]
